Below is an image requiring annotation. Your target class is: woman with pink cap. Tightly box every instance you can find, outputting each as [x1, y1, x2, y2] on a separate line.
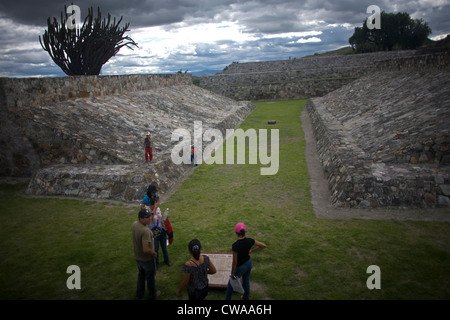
[225, 222, 266, 300]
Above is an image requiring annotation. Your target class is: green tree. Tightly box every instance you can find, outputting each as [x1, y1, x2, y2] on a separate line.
[39, 6, 138, 75]
[349, 11, 431, 53]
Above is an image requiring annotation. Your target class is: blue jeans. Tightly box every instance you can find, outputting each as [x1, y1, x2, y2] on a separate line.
[226, 258, 253, 300]
[136, 259, 156, 299]
[154, 231, 169, 266]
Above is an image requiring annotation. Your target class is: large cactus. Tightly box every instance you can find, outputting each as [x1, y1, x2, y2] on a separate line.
[39, 6, 138, 76]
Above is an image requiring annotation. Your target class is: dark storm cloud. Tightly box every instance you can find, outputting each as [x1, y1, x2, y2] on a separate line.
[1, 0, 449, 77]
[0, 0, 235, 27]
[3, 0, 447, 32]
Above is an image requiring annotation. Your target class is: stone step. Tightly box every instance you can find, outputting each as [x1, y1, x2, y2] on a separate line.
[26, 160, 194, 202]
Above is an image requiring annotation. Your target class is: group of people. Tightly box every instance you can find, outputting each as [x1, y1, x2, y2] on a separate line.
[131, 184, 267, 300]
[132, 185, 171, 299]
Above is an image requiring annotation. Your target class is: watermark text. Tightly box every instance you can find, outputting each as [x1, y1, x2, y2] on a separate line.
[366, 265, 381, 289]
[171, 121, 279, 175]
[366, 5, 381, 30]
[67, 5, 81, 29]
[66, 265, 81, 290]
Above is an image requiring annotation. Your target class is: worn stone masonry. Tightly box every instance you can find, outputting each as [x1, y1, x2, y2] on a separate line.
[305, 64, 450, 208]
[2, 48, 449, 209]
[0, 74, 255, 201]
[199, 51, 417, 101]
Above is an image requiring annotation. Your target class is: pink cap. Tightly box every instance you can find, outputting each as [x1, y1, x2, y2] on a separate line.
[234, 222, 246, 233]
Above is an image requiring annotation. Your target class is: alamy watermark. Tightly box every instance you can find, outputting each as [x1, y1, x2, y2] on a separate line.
[366, 265, 381, 289]
[66, 265, 81, 290]
[67, 5, 81, 29]
[170, 121, 279, 175]
[366, 5, 381, 30]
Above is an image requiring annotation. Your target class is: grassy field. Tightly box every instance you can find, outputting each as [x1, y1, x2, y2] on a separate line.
[1, 99, 449, 300]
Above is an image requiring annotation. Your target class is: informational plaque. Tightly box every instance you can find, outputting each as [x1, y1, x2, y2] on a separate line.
[203, 252, 233, 288]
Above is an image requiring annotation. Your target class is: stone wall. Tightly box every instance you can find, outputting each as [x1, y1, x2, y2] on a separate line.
[1, 74, 255, 201]
[199, 77, 357, 101]
[222, 51, 415, 74]
[1, 74, 191, 109]
[377, 50, 449, 72]
[26, 162, 193, 202]
[305, 68, 450, 208]
[199, 51, 416, 101]
[0, 74, 189, 177]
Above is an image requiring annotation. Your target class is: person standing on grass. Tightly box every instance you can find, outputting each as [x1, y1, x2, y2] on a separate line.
[225, 222, 266, 300]
[142, 184, 160, 208]
[149, 197, 172, 268]
[132, 208, 160, 300]
[144, 132, 153, 162]
[176, 239, 217, 300]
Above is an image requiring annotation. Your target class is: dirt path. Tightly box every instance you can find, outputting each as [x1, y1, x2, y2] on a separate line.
[301, 109, 450, 222]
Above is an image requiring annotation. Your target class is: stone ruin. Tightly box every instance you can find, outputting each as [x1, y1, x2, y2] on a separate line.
[199, 50, 417, 101]
[0, 74, 254, 201]
[306, 69, 449, 208]
[200, 46, 450, 209]
[1, 44, 449, 209]
[305, 47, 450, 208]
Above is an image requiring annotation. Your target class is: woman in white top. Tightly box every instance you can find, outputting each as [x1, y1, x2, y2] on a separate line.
[148, 198, 172, 268]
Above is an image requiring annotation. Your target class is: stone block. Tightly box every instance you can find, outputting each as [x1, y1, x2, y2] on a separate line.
[438, 195, 450, 206]
[440, 185, 450, 196]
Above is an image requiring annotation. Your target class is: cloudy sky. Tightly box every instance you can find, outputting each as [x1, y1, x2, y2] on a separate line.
[0, 0, 449, 77]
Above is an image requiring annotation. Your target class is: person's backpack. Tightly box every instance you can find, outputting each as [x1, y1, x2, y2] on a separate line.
[151, 220, 162, 238]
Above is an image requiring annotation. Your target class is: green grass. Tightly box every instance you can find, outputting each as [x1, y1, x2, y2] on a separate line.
[1, 99, 450, 300]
